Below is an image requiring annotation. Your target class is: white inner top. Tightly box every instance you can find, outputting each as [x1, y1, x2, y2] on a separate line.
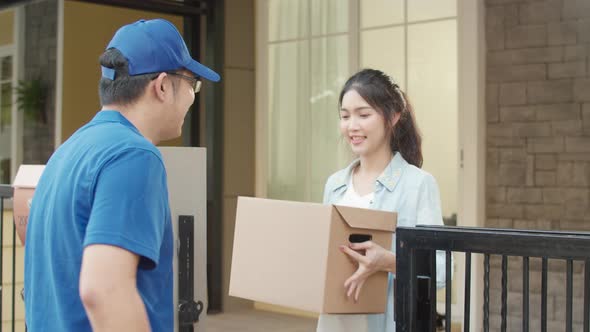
[338, 176, 375, 209]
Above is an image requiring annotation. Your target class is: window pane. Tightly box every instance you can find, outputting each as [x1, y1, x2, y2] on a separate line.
[1, 56, 11, 80]
[268, 0, 309, 42]
[310, 36, 351, 202]
[0, 82, 10, 107]
[311, 0, 348, 36]
[408, 20, 457, 217]
[360, 0, 404, 29]
[408, 0, 457, 22]
[361, 26, 406, 89]
[268, 41, 310, 200]
[1, 82, 11, 124]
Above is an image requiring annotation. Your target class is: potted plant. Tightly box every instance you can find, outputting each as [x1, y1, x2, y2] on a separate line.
[15, 78, 47, 123]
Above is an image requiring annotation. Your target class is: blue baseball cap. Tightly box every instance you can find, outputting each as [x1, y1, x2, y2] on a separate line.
[101, 19, 220, 82]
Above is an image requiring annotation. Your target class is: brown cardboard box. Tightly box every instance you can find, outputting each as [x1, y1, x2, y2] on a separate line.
[12, 165, 45, 245]
[229, 196, 396, 314]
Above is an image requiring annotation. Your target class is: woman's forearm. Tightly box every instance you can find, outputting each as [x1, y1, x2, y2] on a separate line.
[381, 250, 397, 274]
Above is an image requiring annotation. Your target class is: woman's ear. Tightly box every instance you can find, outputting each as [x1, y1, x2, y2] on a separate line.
[390, 111, 402, 128]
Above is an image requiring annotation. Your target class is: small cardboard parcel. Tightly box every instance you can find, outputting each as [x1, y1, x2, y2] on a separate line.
[12, 164, 46, 245]
[229, 196, 397, 314]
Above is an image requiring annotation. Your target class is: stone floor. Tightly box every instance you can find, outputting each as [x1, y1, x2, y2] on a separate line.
[205, 308, 460, 331]
[19, 309, 461, 332]
[206, 309, 317, 332]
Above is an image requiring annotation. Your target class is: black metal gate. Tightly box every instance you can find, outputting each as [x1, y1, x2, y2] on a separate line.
[396, 225, 590, 332]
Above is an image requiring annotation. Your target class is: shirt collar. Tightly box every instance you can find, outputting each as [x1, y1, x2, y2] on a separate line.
[376, 152, 407, 192]
[331, 152, 409, 193]
[91, 110, 141, 136]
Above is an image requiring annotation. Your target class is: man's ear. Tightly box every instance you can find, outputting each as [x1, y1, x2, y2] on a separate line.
[152, 72, 168, 102]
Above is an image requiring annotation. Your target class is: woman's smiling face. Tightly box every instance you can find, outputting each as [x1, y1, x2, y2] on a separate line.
[339, 89, 390, 158]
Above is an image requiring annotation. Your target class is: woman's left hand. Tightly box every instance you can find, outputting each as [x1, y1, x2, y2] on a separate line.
[339, 241, 396, 302]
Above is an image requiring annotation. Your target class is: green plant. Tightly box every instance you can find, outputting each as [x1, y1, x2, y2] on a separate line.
[15, 78, 47, 123]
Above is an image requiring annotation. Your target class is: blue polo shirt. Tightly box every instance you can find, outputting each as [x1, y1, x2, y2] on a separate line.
[24, 110, 173, 331]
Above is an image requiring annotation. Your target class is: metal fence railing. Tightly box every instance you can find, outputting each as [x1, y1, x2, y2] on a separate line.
[396, 225, 590, 332]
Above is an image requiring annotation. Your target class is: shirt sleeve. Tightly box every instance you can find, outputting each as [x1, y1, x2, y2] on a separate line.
[83, 148, 169, 270]
[415, 173, 450, 288]
[415, 173, 444, 227]
[322, 180, 331, 204]
[322, 172, 338, 204]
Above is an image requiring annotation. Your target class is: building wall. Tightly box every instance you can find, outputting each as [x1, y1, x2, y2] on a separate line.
[221, 0, 255, 312]
[0, 10, 14, 45]
[485, 0, 590, 330]
[23, 0, 57, 164]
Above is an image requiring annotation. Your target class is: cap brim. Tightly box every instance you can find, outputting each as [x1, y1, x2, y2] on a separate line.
[185, 59, 221, 82]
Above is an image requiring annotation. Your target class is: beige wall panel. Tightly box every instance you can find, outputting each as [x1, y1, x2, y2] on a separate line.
[221, 68, 255, 310]
[225, 0, 254, 68]
[0, 10, 14, 46]
[62, 1, 183, 146]
[223, 69, 255, 196]
[222, 0, 255, 313]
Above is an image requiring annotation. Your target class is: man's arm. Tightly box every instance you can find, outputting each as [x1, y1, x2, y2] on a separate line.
[79, 244, 151, 332]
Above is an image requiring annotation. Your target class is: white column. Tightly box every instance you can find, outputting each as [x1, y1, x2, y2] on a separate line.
[457, 0, 486, 331]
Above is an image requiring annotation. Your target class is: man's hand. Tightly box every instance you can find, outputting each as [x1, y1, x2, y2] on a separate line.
[339, 241, 396, 302]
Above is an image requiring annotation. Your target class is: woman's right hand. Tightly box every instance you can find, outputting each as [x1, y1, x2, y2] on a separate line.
[339, 241, 396, 302]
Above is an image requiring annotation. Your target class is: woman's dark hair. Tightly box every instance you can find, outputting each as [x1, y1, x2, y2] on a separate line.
[338, 68, 423, 168]
[98, 48, 159, 106]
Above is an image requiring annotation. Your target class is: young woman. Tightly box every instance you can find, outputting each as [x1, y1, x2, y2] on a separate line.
[317, 69, 446, 332]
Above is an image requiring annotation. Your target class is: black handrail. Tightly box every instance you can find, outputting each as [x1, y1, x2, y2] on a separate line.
[396, 225, 590, 332]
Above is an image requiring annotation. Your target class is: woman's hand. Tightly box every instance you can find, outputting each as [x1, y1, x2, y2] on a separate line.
[339, 241, 396, 302]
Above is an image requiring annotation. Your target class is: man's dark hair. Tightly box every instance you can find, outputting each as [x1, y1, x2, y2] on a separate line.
[98, 48, 155, 106]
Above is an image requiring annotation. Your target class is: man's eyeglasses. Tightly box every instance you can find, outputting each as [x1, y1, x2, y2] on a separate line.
[166, 72, 201, 93]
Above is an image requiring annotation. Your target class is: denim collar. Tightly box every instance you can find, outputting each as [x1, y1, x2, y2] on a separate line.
[331, 152, 408, 193]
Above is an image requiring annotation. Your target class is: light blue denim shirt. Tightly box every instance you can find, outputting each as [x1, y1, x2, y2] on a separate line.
[318, 152, 446, 332]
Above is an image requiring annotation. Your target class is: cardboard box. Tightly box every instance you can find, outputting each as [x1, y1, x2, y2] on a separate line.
[229, 196, 396, 314]
[12, 165, 45, 245]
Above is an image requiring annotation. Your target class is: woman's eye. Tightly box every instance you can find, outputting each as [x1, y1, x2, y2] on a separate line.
[340, 114, 350, 120]
[360, 113, 370, 118]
